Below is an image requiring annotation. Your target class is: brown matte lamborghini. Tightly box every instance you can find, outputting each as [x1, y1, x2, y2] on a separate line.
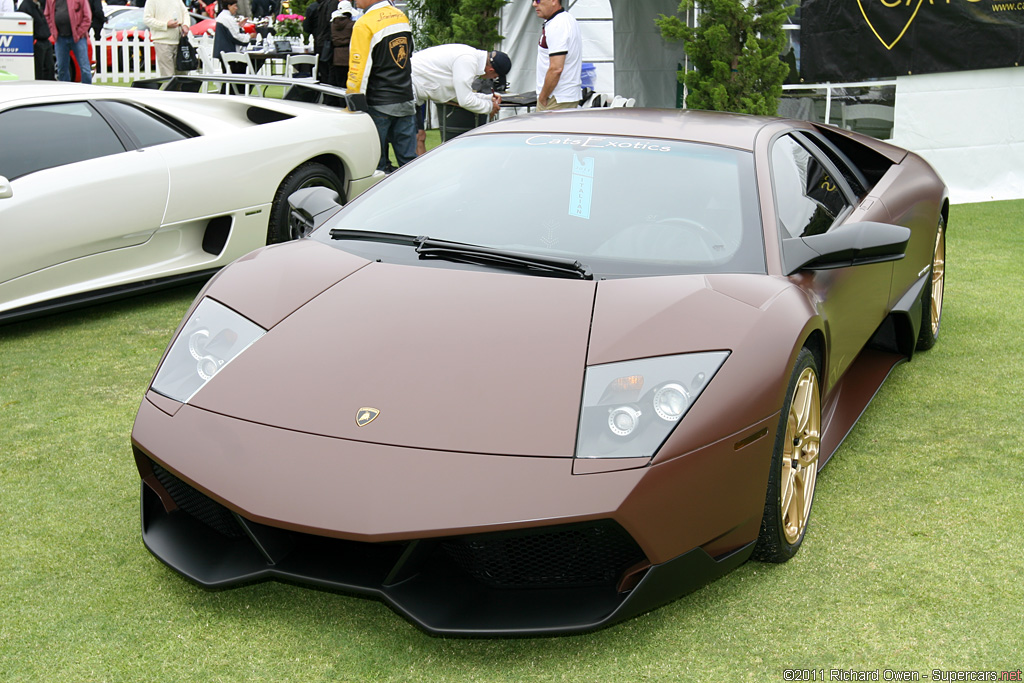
[131, 108, 947, 636]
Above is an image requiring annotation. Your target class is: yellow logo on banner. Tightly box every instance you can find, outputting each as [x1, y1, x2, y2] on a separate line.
[857, 0, 924, 50]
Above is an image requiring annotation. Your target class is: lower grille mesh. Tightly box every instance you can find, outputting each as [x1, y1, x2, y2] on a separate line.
[150, 461, 245, 539]
[147, 459, 645, 590]
[441, 521, 644, 589]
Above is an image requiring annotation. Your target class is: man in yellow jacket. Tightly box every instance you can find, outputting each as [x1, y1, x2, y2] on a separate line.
[348, 0, 416, 172]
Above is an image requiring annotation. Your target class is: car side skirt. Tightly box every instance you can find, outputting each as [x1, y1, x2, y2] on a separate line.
[0, 270, 218, 325]
[819, 347, 906, 468]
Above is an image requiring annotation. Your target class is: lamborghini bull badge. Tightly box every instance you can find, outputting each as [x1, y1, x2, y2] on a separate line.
[356, 407, 380, 427]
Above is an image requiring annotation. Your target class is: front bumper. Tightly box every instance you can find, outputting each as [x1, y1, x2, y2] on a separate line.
[347, 170, 385, 201]
[132, 394, 772, 635]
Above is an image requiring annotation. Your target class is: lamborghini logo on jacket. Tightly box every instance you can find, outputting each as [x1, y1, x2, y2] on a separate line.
[356, 407, 380, 427]
[388, 36, 409, 68]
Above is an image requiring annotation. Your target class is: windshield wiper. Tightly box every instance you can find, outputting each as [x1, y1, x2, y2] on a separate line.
[328, 229, 419, 245]
[414, 237, 593, 280]
[328, 231, 593, 280]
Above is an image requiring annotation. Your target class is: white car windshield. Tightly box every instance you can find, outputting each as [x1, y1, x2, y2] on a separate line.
[316, 132, 765, 277]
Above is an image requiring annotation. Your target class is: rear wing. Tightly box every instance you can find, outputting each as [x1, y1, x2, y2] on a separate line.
[131, 75, 369, 112]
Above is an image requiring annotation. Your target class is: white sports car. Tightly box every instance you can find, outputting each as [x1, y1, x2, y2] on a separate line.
[0, 81, 383, 323]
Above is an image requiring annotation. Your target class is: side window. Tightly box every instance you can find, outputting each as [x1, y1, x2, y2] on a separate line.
[0, 102, 126, 180]
[99, 101, 191, 149]
[800, 132, 868, 198]
[771, 134, 851, 238]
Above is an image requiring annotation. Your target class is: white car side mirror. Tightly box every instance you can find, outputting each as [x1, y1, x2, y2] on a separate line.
[0, 176, 11, 200]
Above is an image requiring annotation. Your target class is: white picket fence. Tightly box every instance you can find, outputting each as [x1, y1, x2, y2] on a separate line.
[92, 33, 163, 83]
[92, 33, 314, 84]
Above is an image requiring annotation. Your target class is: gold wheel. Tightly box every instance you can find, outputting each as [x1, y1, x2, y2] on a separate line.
[917, 218, 946, 350]
[780, 367, 821, 545]
[929, 224, 945, 337]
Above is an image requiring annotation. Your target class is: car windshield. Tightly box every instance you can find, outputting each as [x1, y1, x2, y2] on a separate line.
[106, 9, 145, 31]
[314, 132, 765, 277]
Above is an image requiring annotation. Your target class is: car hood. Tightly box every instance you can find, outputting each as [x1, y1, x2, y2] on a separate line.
[187, 241, 792, 457]
[190, 243, 595, 456]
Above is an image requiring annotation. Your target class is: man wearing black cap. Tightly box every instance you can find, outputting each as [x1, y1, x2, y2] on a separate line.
[411, 44, 512, 154]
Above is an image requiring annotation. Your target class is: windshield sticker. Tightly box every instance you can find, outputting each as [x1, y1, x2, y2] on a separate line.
[569, 155, 595, 219]
[525, 135, 672, 152]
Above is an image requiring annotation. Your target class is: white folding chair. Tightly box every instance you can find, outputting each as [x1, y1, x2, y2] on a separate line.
[220, 51, 254, 74]
[285, 53, 317, 80]
[220, 52, 255, 94]
[197, 43, 221, 76]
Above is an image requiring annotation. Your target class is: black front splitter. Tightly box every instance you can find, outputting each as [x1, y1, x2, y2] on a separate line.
[141, 482, 754, 636]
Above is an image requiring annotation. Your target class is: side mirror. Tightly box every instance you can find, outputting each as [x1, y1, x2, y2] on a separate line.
[346, 92, 368, 112]
[287, 186, 344, 238]
[783, 221, 911, 275]
[0, 176, 12, 200]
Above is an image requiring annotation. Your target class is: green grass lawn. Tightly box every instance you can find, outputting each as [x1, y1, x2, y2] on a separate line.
[1, 200, 1022, 682]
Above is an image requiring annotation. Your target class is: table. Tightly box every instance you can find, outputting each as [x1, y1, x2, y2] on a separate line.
[244, 47, 312, 77]
[435, 93, 538, 142]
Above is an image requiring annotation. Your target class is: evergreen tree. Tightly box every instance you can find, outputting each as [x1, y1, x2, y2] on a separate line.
[287, 0, 312, 18]
[408, 0, 506, 51]
[656, 0, 792, 115]
[407, 0, 457, 49]
[451, 0, 506, 50]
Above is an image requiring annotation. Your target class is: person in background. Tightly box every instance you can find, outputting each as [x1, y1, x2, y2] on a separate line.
[301, 0, 327, 80]
[325, 0, 355, 87]
[143, 0, 189, 77]
[44, 0, 93, 83]
[0, 0, 16, 12]
[315, 0, 338, 79]
[17, 0, 55, 80]
[533, 0, 581, 111]
[301, 0, 319, 50]
[411, 44, 510, 155]
[88, 0, 103, 40]
[212, 0, 249, 66]
[347, 0, 416, 173]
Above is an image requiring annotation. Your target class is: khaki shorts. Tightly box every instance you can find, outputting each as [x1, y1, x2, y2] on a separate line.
[537, 98, 579, 112]
[154, 42, 186, 78]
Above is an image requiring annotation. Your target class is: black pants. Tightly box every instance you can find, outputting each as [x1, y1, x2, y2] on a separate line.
[34, 39, 56, 80]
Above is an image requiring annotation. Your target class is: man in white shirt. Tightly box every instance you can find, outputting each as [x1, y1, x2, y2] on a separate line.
[143, 0, 190, 77]
[533, 0, 581, 110]
[411, 44, 511, 154]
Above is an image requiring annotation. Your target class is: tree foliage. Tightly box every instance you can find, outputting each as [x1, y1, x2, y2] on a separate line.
[656, 0, 792, 115]
[407, 0, 457, 48]
[451, 0, 505, 50]
[284, 0, 312, 19]
[408, 0, 506, 50]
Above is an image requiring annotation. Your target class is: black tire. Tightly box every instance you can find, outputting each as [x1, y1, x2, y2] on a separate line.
[753, 348, 821, 563]
[916, 216, 946, 351]
[267, 162, 343, 244]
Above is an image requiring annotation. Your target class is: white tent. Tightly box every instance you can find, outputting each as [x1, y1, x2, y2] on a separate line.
[499, 0, 684, 108]
[495, 0, 1024, 204]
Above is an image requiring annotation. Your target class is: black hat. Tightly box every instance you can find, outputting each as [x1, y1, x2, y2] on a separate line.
[488, 50, 511, 78]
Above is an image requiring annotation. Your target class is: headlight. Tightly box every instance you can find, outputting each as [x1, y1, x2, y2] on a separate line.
[151, 298, 266, 404]
[575, 352, 729, 459]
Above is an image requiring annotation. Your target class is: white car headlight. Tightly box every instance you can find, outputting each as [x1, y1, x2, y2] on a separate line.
[575, 352, 730, 459]
[151, 298, 265, 404]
